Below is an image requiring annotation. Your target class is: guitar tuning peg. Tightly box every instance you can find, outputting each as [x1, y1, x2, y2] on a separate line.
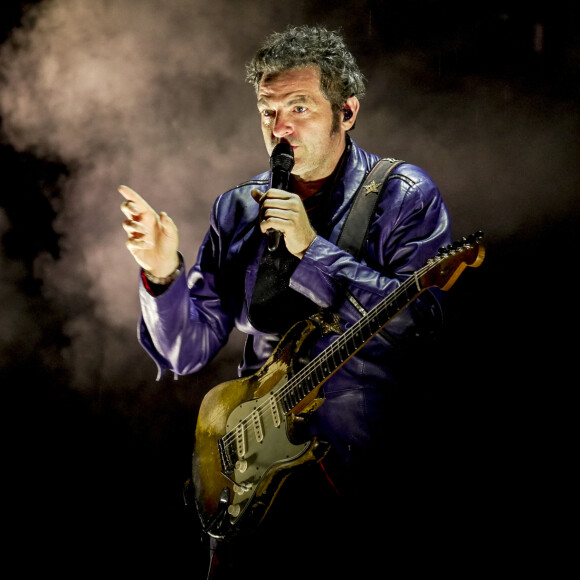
[467, 231, 484, 244]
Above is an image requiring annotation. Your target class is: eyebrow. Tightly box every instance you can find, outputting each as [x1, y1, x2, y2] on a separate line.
[257, 94, 314, 108]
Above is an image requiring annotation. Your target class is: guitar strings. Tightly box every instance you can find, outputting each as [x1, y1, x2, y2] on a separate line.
[219, 263, 433, 452]
[219, 266, 429, 451]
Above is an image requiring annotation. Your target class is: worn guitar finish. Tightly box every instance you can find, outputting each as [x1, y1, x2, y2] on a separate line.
[192, 232, 485, 538]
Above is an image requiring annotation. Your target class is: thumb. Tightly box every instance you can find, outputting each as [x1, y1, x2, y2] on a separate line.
[159, 211, 178, 236]
[251, 188, 266, 204]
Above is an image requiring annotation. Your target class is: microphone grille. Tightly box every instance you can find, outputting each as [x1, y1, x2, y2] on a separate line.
[270, 142, 294, 172]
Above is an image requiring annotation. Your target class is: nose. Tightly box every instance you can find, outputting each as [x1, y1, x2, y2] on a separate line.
[271, 110, 293, 139]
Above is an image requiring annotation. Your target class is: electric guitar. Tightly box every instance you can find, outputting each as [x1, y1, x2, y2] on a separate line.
[191, 232, 485, 539]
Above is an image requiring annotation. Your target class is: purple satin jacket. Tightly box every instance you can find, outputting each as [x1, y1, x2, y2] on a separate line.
[137, 138, 451, 474]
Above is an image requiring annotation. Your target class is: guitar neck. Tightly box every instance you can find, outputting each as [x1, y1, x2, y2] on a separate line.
[278, 272, 425, 414]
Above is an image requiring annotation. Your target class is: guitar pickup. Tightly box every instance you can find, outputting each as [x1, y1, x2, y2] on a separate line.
[269, 393, 281, 428]
[251, 409, 264, 443]
[234, 422, 247, 458]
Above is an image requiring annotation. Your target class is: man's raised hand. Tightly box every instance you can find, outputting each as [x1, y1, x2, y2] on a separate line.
[119, 185, 179, 277]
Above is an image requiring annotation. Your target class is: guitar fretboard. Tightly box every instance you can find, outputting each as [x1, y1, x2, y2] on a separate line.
[278, 272, 423, 413]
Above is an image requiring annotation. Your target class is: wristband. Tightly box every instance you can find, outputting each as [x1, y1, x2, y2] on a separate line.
[144, 255, 183, 285]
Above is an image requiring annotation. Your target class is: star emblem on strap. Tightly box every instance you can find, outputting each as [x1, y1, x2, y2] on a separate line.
[363, 180, 380, 195]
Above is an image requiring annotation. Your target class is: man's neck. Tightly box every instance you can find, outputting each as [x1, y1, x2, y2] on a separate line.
[292, 175, 329, 200]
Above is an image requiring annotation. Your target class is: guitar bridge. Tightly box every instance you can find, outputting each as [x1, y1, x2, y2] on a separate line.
[217, 437, 236, 474]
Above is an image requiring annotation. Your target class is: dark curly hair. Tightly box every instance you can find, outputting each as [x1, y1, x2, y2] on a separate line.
[245, 25, 366, 112]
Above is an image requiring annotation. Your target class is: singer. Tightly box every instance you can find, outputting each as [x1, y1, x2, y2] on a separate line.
[120, 25, 451, 579]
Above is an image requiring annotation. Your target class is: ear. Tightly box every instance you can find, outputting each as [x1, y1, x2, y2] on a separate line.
[341, 96, 360, 130]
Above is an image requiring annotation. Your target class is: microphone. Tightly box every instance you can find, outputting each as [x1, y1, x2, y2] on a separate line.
[267, 142, 294, 251]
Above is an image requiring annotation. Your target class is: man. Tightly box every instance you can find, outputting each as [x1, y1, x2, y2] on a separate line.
[120, 25, 451, 578]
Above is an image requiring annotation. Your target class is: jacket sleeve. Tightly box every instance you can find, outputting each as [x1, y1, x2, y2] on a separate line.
[289, 164, 451, 341]
[138, 220, 235, 379]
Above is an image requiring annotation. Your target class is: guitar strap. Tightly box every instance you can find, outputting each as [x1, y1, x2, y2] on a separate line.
[335, 158, 405, 339]
[336, 157, 404, 260]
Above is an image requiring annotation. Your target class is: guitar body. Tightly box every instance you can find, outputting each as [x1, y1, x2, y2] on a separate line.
[192, 319, 329, 535]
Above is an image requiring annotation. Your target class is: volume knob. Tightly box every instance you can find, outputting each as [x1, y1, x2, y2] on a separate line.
[228, 504, 241, 517]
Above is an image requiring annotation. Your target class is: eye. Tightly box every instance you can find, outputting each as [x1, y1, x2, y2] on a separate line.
[294, 106, 307, 114]
[260, 109, 275, 118]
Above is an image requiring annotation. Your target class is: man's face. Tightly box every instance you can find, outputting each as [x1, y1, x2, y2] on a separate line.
[257, 66, 345, 183]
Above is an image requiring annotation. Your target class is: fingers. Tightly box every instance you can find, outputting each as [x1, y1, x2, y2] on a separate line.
[261, 195, 299, 224]
[122, 214, 155, 255]
[260, 188, 291, 200]
[252, 187, 294, 216]
[251, 188, 315, 257]
[122, 217, 151, 240]
[118, 184, 154, 210]
[120, 201, 141, 221]
[118, 185, 180, 275]
[118, 184, 158, 220]
[251, 187, 292, 205]
[125, 235, 154, 251]
[251, 188, 267, 224]
[119, 185, 156, 249]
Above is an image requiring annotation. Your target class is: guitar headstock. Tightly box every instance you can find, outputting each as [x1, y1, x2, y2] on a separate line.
[420, 231, 485, 291]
